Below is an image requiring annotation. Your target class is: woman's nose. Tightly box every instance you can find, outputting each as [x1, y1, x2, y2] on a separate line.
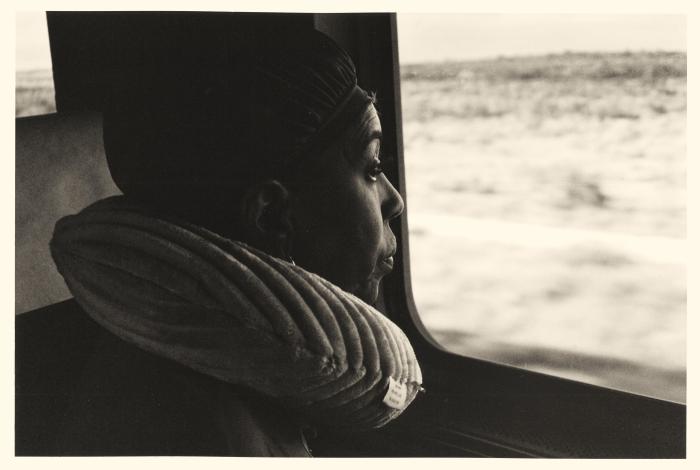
[381, 174, 405, 221]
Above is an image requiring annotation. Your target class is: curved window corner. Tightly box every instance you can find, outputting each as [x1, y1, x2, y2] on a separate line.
[397, 13, 686, 404]
[16, 12, 56, 117]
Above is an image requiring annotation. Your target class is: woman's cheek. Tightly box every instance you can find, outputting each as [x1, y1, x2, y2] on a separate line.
[352, 194, 385, 272]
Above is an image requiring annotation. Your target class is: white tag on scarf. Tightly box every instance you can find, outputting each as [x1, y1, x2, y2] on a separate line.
[383, 376, 407, 409]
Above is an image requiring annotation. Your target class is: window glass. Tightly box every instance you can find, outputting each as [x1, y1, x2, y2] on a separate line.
[16, 12, 56, 117]
[398, 14, 686, 402]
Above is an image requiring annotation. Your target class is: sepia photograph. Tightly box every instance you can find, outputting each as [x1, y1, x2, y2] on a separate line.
[14, 7, 687, 458]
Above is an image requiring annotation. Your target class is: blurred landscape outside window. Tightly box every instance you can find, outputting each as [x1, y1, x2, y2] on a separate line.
[16, 12, 55, 117]
[398, 14, 686, 402]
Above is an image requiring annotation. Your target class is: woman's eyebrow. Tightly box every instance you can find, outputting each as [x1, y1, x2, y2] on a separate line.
[363, 129, 382, 145]
[368, 129, 383, 141]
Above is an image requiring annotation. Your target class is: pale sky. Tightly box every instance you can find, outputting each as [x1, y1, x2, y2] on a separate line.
[15, 12, 687, 70]
[397, 14, 686, 63]
[16, 12, 51, 71]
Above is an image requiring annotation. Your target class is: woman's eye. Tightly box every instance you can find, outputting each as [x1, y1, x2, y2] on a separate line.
[367, 159, 384, 181]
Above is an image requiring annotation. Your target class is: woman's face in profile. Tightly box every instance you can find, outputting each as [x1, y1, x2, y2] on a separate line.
[290, 104, 404, 304]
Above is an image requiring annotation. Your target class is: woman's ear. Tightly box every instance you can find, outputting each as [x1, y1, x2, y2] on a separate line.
[241, 179, 295, 260]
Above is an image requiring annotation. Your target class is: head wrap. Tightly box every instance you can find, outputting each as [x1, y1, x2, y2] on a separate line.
[103, 28, 373, 208]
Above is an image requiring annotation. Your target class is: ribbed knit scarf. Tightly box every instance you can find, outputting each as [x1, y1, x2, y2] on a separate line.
[50, 197, 422, 430]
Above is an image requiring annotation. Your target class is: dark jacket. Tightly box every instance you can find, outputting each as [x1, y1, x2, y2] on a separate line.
[15, 299, 312, 456]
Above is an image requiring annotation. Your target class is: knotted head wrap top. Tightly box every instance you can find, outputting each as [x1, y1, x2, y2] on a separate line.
[103, 28, 374, 209]
[50, 197, 422, 430]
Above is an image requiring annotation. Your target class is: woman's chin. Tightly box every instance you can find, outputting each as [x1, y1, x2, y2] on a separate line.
[352, 278, 381, 305]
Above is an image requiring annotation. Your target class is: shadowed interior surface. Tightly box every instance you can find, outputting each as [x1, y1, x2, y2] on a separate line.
[16, 113, 120, 313]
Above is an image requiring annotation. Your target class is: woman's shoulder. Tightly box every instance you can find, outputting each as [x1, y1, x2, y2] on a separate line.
[16, 300, 310, 456]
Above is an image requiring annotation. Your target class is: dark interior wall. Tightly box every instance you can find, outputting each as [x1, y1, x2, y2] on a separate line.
[47, 12, 315, 113]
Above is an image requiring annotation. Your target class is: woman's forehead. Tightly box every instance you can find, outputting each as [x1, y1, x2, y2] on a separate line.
[356, 104, 382, 144]
[312, 103, 382, 172]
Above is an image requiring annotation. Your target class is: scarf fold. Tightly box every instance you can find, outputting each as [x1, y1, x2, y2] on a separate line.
[50, 197, 422, 430]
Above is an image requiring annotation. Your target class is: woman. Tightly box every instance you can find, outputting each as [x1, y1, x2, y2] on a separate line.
[18, 28, 421, 456]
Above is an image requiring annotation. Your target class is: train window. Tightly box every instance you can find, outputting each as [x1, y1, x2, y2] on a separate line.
[16, 12, 56, 117]
[397, 14, 686, 403]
